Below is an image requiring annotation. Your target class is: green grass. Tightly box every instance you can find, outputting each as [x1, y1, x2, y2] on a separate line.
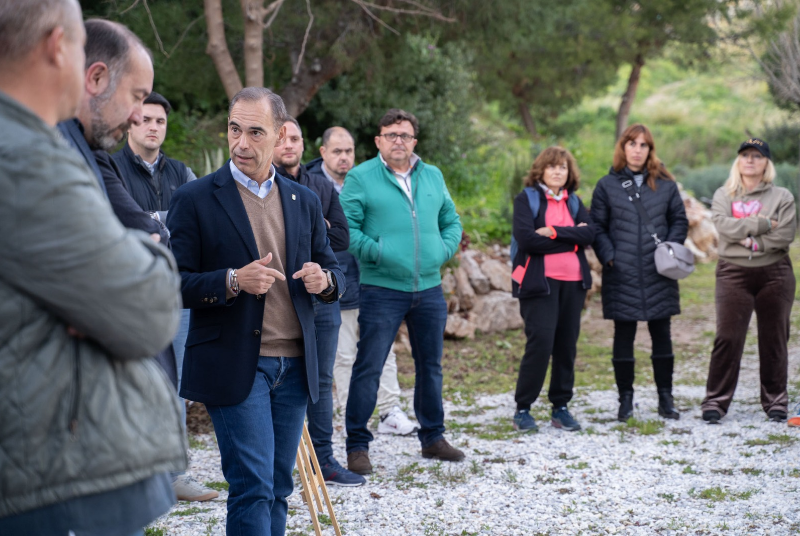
[612, 418, 665, 436]
[145, 529, 165, 536]
[188, 435, 208, 450]
[566, 461, 589, 470]
[170, 506, 211, 516]
[697, 486, 759, 502]
[744, 434, 798, 447]
[204, 481, 229, 492]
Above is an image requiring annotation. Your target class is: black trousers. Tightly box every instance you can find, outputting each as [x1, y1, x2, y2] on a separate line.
[612, 317, 673, 393]
[515, 279, 586, 410]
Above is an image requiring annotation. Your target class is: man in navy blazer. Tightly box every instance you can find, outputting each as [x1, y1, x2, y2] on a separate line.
[167, 87, 344, 536]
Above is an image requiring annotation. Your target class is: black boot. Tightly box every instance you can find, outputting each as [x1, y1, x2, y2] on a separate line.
[657, 389, 680, 420]
[618, 392, 634, 422]
[652, 355, 679, 420]
[613, 359, 635, 422]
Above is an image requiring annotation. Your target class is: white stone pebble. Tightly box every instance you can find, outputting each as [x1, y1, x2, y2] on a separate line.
[150, 353, 800, 535]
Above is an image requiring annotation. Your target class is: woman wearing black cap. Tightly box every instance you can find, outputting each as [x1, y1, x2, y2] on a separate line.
[591, 124, 688, 422]
[701, 138, 796, 424]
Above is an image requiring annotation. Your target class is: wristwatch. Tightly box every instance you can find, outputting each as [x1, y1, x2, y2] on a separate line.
[321, 269, 335, 295]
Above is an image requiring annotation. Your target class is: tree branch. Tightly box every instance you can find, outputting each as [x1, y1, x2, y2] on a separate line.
[204, 0, 243, 99]
[261, 0, 286, 29]
[120, 0, 141, 16]
[142, 0, 168, 57]
[349, 0, 401, 35]
[356, 0, 456, 23]
[293, 0, 315, 76]
[165, 15, 203, 60]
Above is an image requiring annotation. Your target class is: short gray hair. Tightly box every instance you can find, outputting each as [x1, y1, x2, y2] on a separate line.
[0, 0, 80, 64]
[229, 87, 288, 134]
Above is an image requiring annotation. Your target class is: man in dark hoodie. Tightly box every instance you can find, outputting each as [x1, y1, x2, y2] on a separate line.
[273, 117, 364, 487]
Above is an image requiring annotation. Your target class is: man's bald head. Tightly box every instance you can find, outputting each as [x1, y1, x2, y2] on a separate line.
[319, 126, 355, 184]
[0, 0, 82, 69]
[321, 126, 354, 148]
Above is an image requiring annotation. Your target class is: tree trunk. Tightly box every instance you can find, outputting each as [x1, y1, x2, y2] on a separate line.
[615, 54, 645, 141]
[518, 101, 537, 138]
[279, 58, 343, 118]
[240, 0, 264, 87]
[204, 0, 243, 100]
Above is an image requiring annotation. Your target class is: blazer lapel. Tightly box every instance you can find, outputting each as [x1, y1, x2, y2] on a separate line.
[213, 161, 260, 260]
[276, 174, 300, 273]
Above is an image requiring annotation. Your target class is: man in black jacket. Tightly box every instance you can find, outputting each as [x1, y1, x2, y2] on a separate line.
[112, 91, 197, 221]
[57, 19, 168, 245]
[112, 91, 217, 503]
[57, 19, 216, 503]
[273, 118, 365, 487]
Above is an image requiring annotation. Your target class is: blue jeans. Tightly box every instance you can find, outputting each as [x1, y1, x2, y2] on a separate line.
[170, 309, 190, 481]
[345, 285, 447, 452]
[206, 356, 308, 536]
[307, 300, 341, 464]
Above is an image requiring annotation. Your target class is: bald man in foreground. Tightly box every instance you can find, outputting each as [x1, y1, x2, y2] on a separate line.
[0, 1, 185, 535]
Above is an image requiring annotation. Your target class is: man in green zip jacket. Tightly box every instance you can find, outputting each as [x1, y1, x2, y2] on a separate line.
[339, 109, 464, 474]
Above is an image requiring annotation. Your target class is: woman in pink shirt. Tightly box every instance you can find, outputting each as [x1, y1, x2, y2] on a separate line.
[510, 147, 595, 433]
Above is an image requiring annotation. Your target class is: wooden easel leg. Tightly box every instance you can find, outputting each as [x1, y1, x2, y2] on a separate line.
[302, 425, 343, 536]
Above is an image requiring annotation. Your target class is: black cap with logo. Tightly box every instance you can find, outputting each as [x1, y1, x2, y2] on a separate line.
[738, 138, 771, 160]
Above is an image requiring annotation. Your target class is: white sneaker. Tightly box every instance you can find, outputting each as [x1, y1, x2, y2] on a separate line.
[172, 475, 219, 502]
[378, 406, 419, 435]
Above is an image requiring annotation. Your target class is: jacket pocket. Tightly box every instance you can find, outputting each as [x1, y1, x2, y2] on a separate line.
[186, 325, 223, 347]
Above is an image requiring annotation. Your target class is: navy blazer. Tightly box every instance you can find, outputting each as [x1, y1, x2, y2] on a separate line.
[167, 162, 344, 406]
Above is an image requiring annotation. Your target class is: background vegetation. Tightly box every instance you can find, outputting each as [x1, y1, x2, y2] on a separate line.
[81, 0, 800, 243]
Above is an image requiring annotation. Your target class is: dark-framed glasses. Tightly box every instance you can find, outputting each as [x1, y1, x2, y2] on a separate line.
[379, 133, 416, 143]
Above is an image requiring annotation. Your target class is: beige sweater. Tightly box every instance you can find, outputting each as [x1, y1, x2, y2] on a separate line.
[237, 181, 304, 357]
[711, 181, 796, 267]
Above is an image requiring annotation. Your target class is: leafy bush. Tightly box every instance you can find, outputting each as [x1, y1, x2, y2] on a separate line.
[677, 162, 799, 204]
[301, 34, 480, 185]
[761, 122, 800, 165]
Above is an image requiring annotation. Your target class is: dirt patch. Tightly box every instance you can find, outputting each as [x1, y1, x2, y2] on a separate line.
[186, 401, 214, 435]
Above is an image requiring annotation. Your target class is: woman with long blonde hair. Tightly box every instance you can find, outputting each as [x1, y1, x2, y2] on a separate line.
[701, 138, 796, 424]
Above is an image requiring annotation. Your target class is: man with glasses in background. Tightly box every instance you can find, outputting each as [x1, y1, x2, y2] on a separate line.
[339, 109, 464, 475]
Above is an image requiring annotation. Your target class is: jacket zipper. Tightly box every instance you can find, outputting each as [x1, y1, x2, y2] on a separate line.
[411, 196, 420, 292]
[69, 338, 81, 438]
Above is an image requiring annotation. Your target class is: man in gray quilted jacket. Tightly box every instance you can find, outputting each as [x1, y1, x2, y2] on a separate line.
[0, 1, 186, 535]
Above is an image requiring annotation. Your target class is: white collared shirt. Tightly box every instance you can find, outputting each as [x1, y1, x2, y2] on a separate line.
[380, 153, 419, 201]
[230, 160, 275, 198]
[320, 164, 343, 194]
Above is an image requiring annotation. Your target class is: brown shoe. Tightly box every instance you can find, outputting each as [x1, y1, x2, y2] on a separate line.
[347, 450, 373, 475]
[421, 438, 465, 462]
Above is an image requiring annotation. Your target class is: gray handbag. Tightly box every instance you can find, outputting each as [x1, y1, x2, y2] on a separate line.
[621, 179, 695, 280]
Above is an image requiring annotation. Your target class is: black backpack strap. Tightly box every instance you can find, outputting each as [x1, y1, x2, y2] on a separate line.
[620, 179, 661, 245]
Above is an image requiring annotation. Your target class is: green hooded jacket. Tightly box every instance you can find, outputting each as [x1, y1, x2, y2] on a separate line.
[340, 155, 462, 292]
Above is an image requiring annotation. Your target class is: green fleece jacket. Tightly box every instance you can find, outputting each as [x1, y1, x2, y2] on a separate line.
[340, 155, 462, 292]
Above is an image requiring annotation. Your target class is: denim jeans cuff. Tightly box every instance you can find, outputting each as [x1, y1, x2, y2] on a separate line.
[420, 434, 444, 449]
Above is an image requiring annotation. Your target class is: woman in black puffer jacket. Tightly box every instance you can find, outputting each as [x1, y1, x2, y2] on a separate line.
[591, 124, 688, 422]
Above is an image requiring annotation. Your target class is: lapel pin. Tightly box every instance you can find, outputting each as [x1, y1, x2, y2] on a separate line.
[292, 194, 296, 200]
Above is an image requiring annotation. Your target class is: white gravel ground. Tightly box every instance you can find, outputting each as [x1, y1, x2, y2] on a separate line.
[151, 350, 800, 536]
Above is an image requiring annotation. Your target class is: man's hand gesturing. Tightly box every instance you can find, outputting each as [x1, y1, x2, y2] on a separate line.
[237, 253, 286, 295]
[292, 262, 328, 294]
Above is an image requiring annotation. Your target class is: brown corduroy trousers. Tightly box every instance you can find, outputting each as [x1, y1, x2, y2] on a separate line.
[702, 256, 795, 417]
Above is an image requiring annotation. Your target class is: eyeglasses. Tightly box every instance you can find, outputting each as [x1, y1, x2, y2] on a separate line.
[379, 133, 416, 143]
[741, 153, 765, 161]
